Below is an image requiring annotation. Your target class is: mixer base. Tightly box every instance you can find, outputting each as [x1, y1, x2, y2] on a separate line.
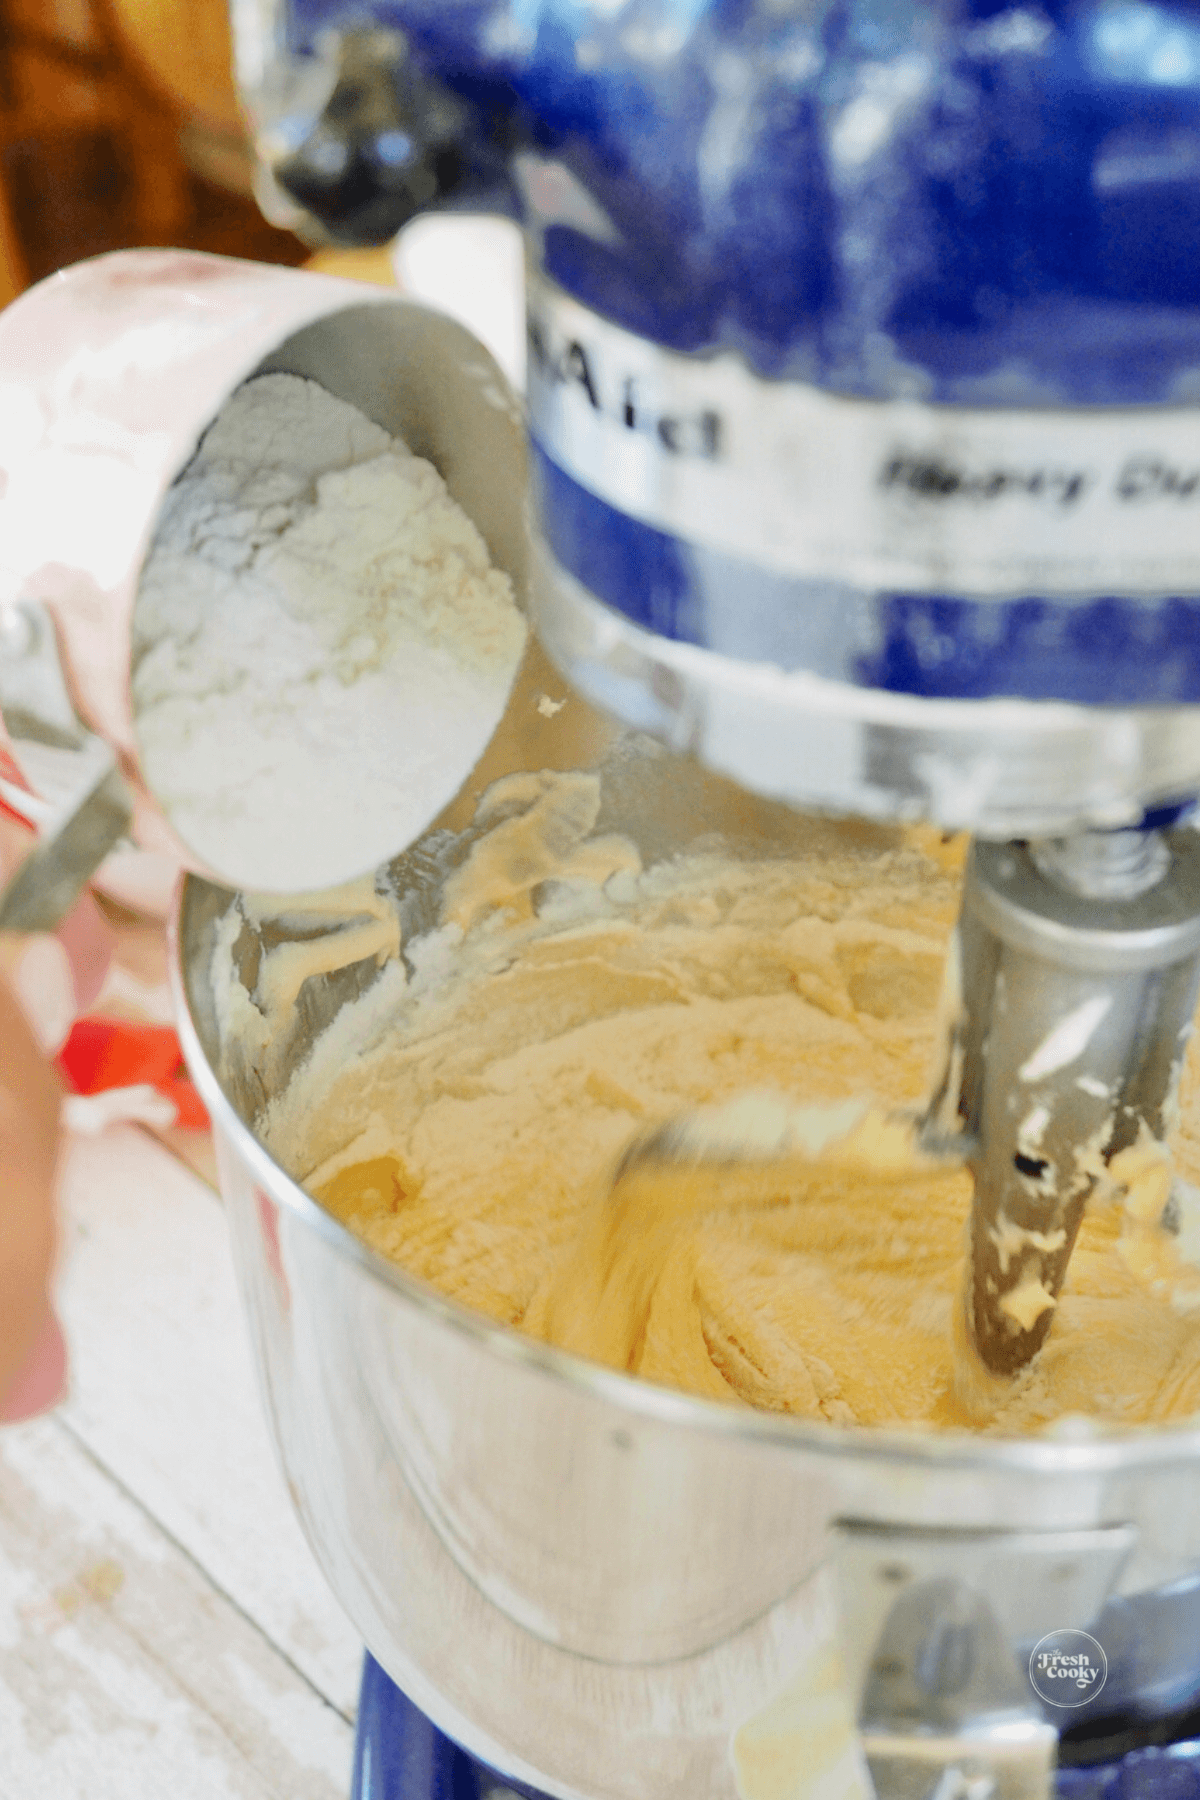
[351, 1655, 1200, 1800]
[352, 1653, 543, 1800]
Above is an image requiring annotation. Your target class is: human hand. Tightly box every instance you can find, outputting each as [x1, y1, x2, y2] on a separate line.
[0, 969, 66, 1419]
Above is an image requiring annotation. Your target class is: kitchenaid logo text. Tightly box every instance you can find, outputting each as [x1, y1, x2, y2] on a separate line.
[880, 449, 1200, 509]
[524, 270, 1200, 592]
[528, 315, 724, 461]
[1028, 1630, 1108, 1708]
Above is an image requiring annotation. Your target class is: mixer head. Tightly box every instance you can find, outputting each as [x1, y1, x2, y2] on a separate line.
[237, 0, 1200, 832]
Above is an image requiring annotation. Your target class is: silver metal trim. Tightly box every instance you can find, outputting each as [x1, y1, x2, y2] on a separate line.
[530, 539, 1200, 837]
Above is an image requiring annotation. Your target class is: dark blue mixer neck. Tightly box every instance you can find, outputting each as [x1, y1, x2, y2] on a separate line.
[290, 0, 1200, 404]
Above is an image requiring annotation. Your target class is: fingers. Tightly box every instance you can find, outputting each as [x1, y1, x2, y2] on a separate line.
[0, 968, 62, 1409]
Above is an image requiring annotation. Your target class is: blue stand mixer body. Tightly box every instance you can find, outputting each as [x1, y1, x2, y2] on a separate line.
[275, 0, 1200, 724]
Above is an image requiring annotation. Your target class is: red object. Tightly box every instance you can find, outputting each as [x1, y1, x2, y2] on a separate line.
[0, 733, 30, 796]
[0, 733, 36, 830]
[57, 1016, 209, 1130]
[0, 794, 34, 830]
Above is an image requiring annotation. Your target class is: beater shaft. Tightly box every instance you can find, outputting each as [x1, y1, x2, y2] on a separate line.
[951, 831, 1200, 1379]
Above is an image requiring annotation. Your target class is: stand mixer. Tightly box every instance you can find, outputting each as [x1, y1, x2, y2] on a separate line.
[223, 0, 1200, 1791]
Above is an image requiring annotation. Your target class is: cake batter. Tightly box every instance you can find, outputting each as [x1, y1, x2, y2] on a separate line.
[248, 769, 1200, 1434]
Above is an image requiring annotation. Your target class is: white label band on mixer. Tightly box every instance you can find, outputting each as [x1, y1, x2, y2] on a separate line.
[527, 268, 1200, 600]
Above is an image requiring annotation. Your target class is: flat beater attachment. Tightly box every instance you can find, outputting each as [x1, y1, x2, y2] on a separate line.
[939, 829, 1200, 1378]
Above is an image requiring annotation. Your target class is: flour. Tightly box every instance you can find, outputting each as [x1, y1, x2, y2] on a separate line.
[132, 373, 527, 892]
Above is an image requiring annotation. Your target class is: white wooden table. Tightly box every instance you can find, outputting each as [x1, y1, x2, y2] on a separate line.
[0, 1121, 364, 1797]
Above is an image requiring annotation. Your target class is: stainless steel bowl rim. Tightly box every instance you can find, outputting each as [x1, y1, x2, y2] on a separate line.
[169, 881, 1200, 1483]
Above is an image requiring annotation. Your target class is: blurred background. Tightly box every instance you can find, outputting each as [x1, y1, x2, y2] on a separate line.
[0, 0, 308, 305]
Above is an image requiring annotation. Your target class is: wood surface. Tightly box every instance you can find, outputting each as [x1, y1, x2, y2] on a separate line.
[103, 0, 241, 131]
[0, 0, 304, 298]
[0, 156, 27, 307]
[0, 1124, 364, 1794]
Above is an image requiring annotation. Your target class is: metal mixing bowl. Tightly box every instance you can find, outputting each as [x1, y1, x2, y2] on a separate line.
[167, 309, 1200, 1800]
[173, 700, 1200, 1800]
